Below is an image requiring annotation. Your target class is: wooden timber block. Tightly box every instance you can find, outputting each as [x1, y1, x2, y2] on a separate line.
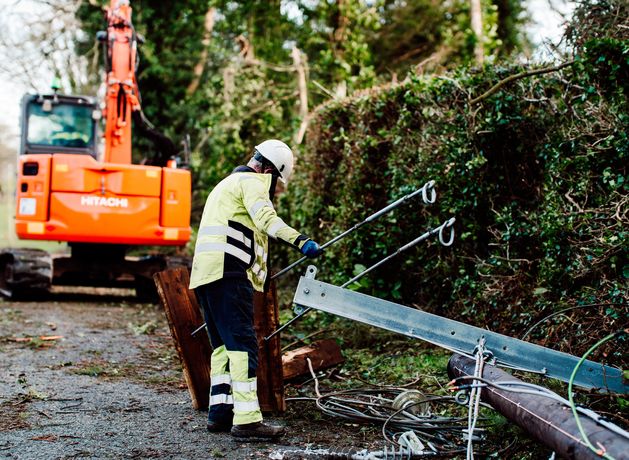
[253, 281, 285, 413]
[154, 268, 212, 410]
[282, 339, 345, 382]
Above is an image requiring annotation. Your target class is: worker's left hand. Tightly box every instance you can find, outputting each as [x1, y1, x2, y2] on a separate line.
[301, 240, 323, 258]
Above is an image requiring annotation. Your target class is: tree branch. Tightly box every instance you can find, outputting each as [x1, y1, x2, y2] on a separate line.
[469, 60, 575, 105]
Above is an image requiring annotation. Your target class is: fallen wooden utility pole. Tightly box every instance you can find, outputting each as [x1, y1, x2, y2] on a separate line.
[447, 354, 629, 459]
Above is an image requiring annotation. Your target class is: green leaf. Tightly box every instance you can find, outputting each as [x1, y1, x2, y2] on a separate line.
[533, 287, 549, 296]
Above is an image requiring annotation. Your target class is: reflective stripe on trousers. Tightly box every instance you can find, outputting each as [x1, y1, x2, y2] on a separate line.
[211, 373, 231, 386]
[227, 350, 262, 425]
[210, 394, 234, 405]
[209, 345, 233, 423]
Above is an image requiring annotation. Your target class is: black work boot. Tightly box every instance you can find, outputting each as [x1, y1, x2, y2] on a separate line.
[207, 419, 232, 433]
[230, 421, 285, 441]
[207, 417, 232, 433]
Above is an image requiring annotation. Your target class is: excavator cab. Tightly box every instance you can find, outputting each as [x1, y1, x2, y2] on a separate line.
[20, 94, 99, 158]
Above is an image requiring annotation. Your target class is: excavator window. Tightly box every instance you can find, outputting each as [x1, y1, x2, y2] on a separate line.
[26, 101, 95, 150]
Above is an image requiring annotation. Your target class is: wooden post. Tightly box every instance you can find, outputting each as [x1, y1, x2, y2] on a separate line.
[155, 268, 285, 413]
[253, 280, 285, 413]
[153, 267, 212, 410]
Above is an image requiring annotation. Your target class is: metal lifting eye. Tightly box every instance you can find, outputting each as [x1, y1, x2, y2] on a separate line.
[482, 349, 495, 363]
[422, 180, 437, 204]
[455, 390, 470, 405]
[439, 217, 456, 246]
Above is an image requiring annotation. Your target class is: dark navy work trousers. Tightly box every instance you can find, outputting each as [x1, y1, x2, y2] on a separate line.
[195, 278, 258, 424]
[195, 277, 258, 375]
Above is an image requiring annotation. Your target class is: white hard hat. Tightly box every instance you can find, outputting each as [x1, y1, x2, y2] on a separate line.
[254, 139, 294, 184]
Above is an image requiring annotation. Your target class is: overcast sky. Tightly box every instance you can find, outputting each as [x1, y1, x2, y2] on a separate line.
[0, 0, 575, 149]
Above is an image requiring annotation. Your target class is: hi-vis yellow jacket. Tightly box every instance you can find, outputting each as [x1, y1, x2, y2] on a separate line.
[189, 170, 307, 292]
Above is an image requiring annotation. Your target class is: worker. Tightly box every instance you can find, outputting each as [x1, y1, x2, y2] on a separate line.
[189, 139, 322, 440]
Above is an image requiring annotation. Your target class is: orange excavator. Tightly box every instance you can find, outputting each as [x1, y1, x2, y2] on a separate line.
[0, 0, 191, 299]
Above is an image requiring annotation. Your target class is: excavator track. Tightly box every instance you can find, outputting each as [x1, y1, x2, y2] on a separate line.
[0, 246, 189, 301]
[51, 246, 191, 302]
[0, 248, 52, 298]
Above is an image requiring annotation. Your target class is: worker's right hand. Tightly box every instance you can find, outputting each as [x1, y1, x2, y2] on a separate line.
[301, 240, 323, 259]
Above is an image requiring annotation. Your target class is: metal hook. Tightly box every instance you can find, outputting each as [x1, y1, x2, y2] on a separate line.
[422, 180, 437, 204]
[438, 217, 456, 246]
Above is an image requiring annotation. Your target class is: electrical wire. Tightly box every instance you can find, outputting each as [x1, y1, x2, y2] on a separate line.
[287, 333, 626, 458]
[465, 339, 487, 460]
[292, 363, 492, 454]
[568, 331, 624, 460]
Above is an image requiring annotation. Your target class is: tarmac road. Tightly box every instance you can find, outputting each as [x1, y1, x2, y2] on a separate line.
[0, 288, 364, 460]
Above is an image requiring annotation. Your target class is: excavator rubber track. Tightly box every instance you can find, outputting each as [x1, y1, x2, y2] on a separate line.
[0, 248, 52, 298]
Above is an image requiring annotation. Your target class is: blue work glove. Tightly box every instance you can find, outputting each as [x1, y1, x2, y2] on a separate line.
[301, 240, 322, 259]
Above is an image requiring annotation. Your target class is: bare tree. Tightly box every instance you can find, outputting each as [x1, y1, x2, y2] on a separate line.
[546, 0, 573, 21]
[0, 123, 15, 162]
[0, 0, 97, 94]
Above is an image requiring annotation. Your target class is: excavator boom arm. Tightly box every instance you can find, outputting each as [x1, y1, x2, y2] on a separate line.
[103, 0, 139, 164]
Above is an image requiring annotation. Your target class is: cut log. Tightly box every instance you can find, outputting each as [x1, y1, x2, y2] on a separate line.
[254, 282, 285, 413]
[153, 267, 212, 410]
[282, 339, 344, 381]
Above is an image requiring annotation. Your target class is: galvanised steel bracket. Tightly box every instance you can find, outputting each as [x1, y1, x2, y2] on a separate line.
[293, 266, 627, 394]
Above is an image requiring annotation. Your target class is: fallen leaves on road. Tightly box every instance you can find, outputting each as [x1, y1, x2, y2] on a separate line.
[11, 335, 64, 343]
[30, 435, 58, 442]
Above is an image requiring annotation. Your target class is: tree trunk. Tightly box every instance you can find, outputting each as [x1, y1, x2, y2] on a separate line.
[292, 47, 309, 145]
[186, 7, 216, 96]
[470, 0, 484, 65]
[332, 0, 348, 98]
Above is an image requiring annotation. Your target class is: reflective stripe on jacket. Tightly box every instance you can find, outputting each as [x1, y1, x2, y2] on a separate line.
[189, 171, 306, 292]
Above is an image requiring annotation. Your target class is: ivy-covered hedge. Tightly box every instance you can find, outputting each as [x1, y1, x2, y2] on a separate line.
[279, 15, 628, 344]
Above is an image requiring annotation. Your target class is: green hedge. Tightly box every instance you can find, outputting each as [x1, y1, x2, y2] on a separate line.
[279, 54, 628, 338]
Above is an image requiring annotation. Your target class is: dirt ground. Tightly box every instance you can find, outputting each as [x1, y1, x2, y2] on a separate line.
[0, 288, 380, 460]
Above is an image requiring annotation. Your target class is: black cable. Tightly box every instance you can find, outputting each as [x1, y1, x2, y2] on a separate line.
[309, 388, 492, 453]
